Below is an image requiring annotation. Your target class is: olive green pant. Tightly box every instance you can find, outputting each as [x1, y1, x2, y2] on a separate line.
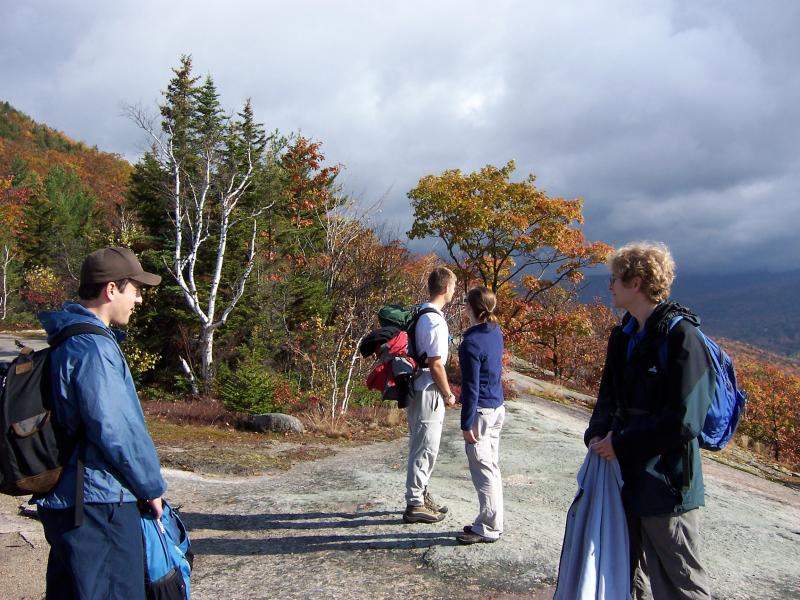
[628, 508, 711, 600]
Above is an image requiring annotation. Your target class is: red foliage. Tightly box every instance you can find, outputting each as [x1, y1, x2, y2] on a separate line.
[0, 176, 29, 239]
[509, 288, 616, 392]
[281, 136, 341, 229]
[142, 398, 247, 428]
[736, 359, 800, 466]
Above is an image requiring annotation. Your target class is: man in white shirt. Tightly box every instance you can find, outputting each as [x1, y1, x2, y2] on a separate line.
[403, 267, 457, 524]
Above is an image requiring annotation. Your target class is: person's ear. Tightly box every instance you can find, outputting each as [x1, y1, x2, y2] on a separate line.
[104, 281, 116, 301]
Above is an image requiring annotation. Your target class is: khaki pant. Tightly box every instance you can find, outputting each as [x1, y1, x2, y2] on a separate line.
[629, 508, 712, 600]
[465, 404, 505, 539]
[405, 384, 445, 506]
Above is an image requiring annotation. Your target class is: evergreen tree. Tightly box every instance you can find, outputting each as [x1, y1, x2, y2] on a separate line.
[160, 55, 199, 166]
[129, 56, 278, 395]
[21, 166, 95, 285]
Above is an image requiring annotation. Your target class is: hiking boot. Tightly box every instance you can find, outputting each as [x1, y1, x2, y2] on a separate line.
[403, 504, 446, 524]
[423, 488, 448, 514]
[456, 531, 498, 545]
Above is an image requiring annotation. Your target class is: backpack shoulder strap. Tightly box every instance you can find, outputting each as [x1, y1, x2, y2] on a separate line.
[658, 315, 686, 370]
[45, 322, 110, 528]
[406, 307, 440, 365]
[49, 323, 113, 348]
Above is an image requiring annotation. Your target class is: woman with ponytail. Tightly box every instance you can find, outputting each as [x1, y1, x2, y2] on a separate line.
[456, 286, 506, 545]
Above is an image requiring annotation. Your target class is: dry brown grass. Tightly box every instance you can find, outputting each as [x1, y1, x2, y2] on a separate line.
[143, 398, 248, 428]
[299, 404, 409, 442]
[142, 396, 410, 476]
[301, 411, 353, 439]
[348, 404, 405, 427]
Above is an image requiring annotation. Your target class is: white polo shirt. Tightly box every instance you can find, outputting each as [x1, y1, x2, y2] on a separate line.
[412, 303, 449, 391]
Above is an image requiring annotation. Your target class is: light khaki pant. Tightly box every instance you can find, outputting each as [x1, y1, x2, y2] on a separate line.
[405, 385, 445, 506]
[465, 404, 505, 539]
[629, 508, 712, 600]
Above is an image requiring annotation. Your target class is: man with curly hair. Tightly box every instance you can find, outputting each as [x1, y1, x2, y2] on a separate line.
[585, 241, 713, 599]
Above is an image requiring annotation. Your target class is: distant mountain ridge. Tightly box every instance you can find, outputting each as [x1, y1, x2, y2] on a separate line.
[0, 100, 132, 215]
[579, 271, 800, 357]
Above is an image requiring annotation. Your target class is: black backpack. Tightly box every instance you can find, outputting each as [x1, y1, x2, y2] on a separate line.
[0, 324, 110, 519]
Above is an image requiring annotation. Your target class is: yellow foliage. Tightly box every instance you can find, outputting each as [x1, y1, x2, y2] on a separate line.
[123, 343, 160, 378]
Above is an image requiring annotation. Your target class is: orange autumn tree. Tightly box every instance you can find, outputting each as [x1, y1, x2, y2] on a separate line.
[737, 360, 800, 466]
[408, 161, 610, 297]
[408, 161, 611, 379]
[281, 136, 341, 230]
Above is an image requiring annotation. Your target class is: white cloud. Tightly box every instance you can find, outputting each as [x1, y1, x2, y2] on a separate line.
[1, 0, 798, 272]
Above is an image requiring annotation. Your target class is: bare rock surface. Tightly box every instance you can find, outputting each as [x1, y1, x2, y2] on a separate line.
[1, 332, 798, 599]
[164, 373, 800, 599]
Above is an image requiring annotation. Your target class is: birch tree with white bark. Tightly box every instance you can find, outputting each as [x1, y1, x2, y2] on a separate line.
[0, 245, 15, 320]
[128, 56, 273, 395]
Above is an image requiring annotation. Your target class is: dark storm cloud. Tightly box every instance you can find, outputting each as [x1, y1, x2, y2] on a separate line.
[2, 0, 798, 273]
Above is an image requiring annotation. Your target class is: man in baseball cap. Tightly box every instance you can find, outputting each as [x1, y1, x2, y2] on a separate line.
[80, 246, 162, 287]
[35, 247, 166, 598]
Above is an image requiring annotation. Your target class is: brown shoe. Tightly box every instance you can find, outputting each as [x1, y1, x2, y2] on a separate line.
[423, 488, 448, 514]
[456, 531, 497, 545]
[402, 504, 446, 524]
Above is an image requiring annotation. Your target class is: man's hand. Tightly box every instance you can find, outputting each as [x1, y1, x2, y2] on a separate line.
[589, 432, 616, 460]
[428, 357, 454, 408]
[462, 429, 479, 444]
[148, 497, 164, 521]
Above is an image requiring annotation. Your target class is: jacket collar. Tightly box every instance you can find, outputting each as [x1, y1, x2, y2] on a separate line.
[39, 302, 126, 344]
[621, 301, 699, 338]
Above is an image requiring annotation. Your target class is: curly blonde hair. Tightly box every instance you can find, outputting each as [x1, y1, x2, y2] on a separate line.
[608, 241, 675, 303]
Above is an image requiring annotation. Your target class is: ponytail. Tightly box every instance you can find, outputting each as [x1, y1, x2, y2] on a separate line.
[466, 286, 499, 325]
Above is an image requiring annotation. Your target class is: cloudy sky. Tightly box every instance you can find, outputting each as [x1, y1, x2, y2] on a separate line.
[3, 0, 799, 274]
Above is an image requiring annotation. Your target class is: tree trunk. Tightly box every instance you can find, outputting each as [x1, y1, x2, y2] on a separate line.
[0, 246, 12, 320]
[340, 338, 363, 415]
[200, 325, 215, 396]
[179, 356, 199, 396]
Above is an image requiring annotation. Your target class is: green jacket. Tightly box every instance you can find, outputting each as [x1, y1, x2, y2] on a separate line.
[585, 302, 715, 516]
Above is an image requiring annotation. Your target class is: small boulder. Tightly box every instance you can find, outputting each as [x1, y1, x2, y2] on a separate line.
[250, 413, 305, 434]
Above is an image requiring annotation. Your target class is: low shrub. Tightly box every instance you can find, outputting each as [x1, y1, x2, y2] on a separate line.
[347, 402, 406, 428]
[345, 381, 379, 408]
[216, 352, 301, 415]
[0, 311, 38, 330]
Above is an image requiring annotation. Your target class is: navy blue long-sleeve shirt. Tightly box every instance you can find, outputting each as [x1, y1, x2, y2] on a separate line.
[459, 323, 505, 431]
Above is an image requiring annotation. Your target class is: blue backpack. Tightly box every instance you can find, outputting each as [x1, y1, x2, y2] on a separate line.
[141, 501, 193, 600]
[661, 317, 748, 451]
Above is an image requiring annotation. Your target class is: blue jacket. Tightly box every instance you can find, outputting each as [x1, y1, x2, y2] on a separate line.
[554, 451, 630, 600]
[35, 303, 167, 508]
[459, 323, 504, 431]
